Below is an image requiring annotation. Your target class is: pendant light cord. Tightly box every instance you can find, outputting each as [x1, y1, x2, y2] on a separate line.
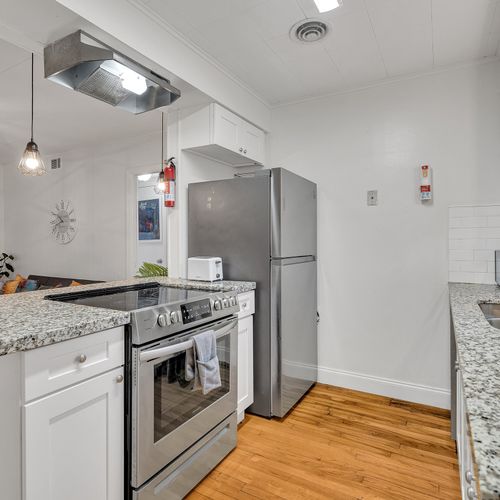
[30, 53, 34, 142]
[161, 111, 164, 166]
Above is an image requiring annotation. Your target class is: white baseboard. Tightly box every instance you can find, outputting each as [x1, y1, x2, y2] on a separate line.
[318, 365, 450, 409]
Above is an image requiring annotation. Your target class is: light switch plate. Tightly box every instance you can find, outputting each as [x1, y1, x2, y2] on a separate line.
[367, 190, 378, 206]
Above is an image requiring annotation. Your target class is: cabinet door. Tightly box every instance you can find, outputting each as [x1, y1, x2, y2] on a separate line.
[212, 104, 241, 153]
[24, 367, 124, 500]
[239, 120, 265, 165]
[237, 315, 254, 422]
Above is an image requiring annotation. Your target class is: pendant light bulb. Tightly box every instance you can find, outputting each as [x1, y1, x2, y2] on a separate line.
[18, 141, 45, 176]
[19, 53, 46, 176]
[156, 169, 166, 193]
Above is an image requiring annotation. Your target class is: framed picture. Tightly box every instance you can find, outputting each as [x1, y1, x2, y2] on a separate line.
[138, 198, 161, 241]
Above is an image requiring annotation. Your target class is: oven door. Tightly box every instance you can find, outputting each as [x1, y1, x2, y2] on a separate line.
[131, 316, 238, 488]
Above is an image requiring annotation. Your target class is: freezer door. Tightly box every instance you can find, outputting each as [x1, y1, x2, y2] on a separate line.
[271, 168, 317, 258]
[271, 256, 317, 417]
[188, 175, 271, 282]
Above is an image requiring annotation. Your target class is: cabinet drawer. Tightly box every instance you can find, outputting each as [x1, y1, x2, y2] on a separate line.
[238, 291, 255, 319]
[23, 327, 124, 402]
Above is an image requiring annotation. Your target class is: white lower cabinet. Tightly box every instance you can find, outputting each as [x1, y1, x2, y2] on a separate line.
[237, 291, 255, 423]
[237, 315, 254, 422]
[456, 368, 479, 500]
[23, 365, 124, 500]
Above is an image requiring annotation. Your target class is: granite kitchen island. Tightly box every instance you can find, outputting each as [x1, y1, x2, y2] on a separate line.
[0, 276, 255, 356]
[0, 276, 256, 500]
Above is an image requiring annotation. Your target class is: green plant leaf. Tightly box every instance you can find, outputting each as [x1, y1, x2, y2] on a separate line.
[136, 262, 169, 278]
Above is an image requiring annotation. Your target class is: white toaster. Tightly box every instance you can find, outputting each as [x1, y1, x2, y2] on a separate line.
[187, 257, 223, 282]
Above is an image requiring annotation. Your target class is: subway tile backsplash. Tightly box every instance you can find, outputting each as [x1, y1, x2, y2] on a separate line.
[449, 205, 500, 284]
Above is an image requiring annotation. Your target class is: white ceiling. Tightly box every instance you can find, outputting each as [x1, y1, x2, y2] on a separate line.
[138, 0, 500, 105]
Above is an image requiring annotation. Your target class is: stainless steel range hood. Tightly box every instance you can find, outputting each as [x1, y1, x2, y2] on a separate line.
[44, 30, 181, 114]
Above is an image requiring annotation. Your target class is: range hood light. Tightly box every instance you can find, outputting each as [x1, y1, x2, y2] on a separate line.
[44, 31, 181, 114]
[314, 0, 341, 13]
[100, 60, 147, 96]
[121, 70, 147, 95]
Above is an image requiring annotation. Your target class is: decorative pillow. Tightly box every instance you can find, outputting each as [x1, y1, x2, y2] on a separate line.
[2, 280, 20, 294]
[22, 280, 39, 292]
[70, 280, 82, 287]
[15, 274, 27, 287]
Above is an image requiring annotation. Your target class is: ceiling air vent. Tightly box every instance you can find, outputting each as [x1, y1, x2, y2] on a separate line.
[290, 19, 330, 43]
[51, 158, 61, 170]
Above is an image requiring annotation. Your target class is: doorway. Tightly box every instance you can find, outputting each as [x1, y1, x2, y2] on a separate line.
[134, 172, 167, 274]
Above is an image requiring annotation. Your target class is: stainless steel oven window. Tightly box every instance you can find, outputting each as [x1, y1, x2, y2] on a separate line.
[153, 334, 231, 442]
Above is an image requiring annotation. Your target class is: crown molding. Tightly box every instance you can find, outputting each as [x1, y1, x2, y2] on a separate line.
[272, 55, 500, 109]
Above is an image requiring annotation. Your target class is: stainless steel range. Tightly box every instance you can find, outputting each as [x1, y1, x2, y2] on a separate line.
[51, 282, 239, 500]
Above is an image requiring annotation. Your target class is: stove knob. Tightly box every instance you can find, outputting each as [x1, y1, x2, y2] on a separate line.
[222, 298, 229, 308]
[229, 296, 237, 306]
[170, 311, 179, 324]
[213, 299, 222, 311]
[157, 313, 169, 327]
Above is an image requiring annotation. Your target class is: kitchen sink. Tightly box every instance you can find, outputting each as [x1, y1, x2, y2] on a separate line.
[479, 303, 500, 328]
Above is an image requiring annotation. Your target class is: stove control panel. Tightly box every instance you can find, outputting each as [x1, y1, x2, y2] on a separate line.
[180, 298, 212, 324]
[154, 292, 239, 332]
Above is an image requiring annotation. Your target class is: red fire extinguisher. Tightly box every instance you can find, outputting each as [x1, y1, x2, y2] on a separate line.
[163, 157, 176, 208]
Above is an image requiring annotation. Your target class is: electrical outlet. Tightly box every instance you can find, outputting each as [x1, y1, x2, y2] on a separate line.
[367, 190, 378, 206]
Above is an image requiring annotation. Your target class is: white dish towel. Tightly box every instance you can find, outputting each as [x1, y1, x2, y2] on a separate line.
[190, 330, 221, 395]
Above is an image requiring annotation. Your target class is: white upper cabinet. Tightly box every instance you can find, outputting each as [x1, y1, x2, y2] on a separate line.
[181, 103, 266, 167]
[213, 104, 241, 153]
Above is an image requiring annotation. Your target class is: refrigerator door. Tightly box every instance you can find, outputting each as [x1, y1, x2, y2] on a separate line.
[271, 168, 317, 258]
[188, 175, 274, 417]
[271, 256, 317, 417]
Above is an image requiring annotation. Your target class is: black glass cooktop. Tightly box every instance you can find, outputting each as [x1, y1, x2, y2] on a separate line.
[46, 283, 210, 312]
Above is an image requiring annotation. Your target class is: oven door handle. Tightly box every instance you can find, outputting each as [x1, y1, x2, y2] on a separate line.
[139, 319, 238, 363]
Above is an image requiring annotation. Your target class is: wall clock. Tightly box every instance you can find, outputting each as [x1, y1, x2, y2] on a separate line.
[50, 200, 77, 245]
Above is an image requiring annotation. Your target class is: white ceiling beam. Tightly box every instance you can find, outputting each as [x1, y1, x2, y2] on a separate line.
[55, 0, 272, 131]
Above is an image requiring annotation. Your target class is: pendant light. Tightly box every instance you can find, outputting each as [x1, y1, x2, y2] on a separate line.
[18, 53, 46, 176]
[155, 112, 166, 193]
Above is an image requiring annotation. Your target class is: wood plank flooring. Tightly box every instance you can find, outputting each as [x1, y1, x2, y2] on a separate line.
[187, 384, 460, 500]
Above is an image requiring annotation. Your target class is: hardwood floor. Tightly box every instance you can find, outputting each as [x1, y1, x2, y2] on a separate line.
[187, 384, 460, 500]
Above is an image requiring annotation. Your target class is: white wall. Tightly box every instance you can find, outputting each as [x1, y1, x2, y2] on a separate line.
[270, 61, 500, 408]
[3, 131, 160, 281]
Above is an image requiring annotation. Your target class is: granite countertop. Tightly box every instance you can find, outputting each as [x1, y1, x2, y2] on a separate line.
[449, 283, 500, 500]
[0, 277, 256, 357]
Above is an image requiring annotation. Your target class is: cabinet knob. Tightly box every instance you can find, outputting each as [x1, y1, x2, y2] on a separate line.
[466, 470, 473, 484]
[116, 374, 124, 384]
[239, 147, 243, 152]
[466, 486, 477, 499]
[78, 354, 87, 363]
[244, 149, 247, 154]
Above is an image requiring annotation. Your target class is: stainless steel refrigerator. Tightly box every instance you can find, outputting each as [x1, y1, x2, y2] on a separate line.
[188, 168, 317, 418]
